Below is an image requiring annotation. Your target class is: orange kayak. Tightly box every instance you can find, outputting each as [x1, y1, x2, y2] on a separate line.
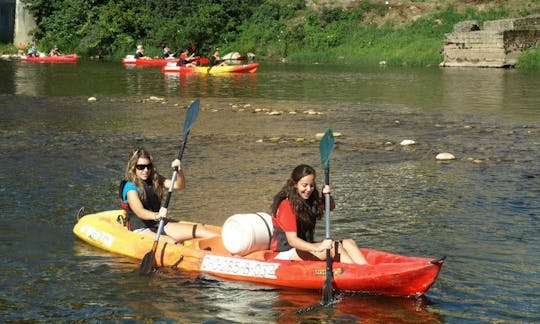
[73, 210, 444, 297]
[20, 54, 78, 63]
[162, 62, 259, 74]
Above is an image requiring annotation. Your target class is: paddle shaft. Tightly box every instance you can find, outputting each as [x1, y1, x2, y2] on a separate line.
[319, 129, 335, 305]
[146, 146, 184, 258]
[323, 167, 333, 304]
[150, 111, 192, 245]
[140, 100, 199, 274]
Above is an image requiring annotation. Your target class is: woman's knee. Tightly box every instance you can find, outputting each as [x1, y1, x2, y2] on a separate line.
[341, 238, 358, 249]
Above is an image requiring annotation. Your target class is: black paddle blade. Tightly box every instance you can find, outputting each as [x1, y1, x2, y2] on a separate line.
[183, 99, 200, 135]
[319, 129, 335, 169]
[139, 251, 155, 275]
[321, 285, 333, 306]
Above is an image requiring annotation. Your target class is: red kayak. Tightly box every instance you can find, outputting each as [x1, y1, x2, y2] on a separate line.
[122, 55, 204, 66]
[122, 56, 179, 66]
[73, 210, 444, 297]
[20, 54, 78, 63]
[162, 62, 259, 74]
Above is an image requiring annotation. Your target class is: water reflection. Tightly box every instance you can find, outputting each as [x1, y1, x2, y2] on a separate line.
[439, 68, 538, 121]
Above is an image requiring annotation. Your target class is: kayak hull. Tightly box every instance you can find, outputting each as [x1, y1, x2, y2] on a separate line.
[73, 210, 443, 296]
[122, 57, 180, 66]
[122, 56, 202, 66]
[162, 63, 259, 74]
[20, 54, 78, 63]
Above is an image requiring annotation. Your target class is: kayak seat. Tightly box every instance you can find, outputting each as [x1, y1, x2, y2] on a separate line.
[197, 236, 230, 255]
[243, 250, 278, 261]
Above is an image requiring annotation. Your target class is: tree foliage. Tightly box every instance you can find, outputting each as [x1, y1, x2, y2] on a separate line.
[19, 0, 540, 67]
[22, 0, 261, 57]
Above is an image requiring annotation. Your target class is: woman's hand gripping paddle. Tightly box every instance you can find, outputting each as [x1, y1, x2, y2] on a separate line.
[320, 129, 335, 305]
[139, 99, 200, 275]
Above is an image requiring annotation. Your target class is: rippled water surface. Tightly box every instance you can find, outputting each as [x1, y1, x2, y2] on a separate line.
[0, 59, 538, 323]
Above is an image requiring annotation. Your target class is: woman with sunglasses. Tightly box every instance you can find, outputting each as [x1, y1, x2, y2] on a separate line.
[120, 148, 216, 244]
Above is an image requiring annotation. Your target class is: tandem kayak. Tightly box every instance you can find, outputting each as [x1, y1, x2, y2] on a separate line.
[162, 62, 259, 74]
[73, 210, 444, 297]
[20, 54, 78, 63]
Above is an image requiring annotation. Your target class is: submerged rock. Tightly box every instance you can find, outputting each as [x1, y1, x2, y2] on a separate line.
[400, 139, 416, 146]
[436, 152, 456, 161]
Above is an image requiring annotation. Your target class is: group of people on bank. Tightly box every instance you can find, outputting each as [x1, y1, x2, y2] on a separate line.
[121, 148, 367, 265]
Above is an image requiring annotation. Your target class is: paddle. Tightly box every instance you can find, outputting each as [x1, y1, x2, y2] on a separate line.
[207, 61, 215, 74]
[319, 129, 335, 305]
[139, 99, 200, 275]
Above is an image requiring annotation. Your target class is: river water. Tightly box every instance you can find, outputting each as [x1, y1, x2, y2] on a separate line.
[0, 59, 538, 323]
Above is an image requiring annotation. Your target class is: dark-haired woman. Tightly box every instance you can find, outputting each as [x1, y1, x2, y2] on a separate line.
[270, 164, 367, 264]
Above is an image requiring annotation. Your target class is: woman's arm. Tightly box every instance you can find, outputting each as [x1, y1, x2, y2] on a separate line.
[163, 159, 185, 190]
[285, 231, 332, 253]
[321, 185, 336, 211]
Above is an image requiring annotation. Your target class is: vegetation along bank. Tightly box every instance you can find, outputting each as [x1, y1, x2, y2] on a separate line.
[2, 0, 539, 68]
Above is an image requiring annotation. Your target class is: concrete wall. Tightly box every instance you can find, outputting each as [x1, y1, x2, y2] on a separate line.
[441, 15, 540, 68]
[0, 0, 35, 45]
[14, 0, 35, 46]
[0, 0, 16, 43]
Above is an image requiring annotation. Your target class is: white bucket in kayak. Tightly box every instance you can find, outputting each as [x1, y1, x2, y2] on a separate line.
[222, 213, 273, 256]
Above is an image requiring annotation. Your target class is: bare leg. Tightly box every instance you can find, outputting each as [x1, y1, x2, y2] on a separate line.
[163, 222, 195, 242]
[164, 222, 218, 243]
[340, 239, 368, 264]
[192, 224, 219, 239]
[138, 228, 176, 244]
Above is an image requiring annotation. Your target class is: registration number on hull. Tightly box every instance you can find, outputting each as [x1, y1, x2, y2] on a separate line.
[201, 255, 280, 279]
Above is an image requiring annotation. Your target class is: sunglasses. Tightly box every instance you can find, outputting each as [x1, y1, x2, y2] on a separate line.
[136, 163, 152, 171]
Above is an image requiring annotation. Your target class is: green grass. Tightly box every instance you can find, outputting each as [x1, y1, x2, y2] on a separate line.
[0, 43, 19, 55]
[516, 49, 540, 69]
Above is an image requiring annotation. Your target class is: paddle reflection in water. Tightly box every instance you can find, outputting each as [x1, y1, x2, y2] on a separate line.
[276, 289, 443, 323]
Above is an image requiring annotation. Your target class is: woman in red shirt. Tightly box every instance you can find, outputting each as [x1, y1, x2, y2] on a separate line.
[270, 164, 367, 264]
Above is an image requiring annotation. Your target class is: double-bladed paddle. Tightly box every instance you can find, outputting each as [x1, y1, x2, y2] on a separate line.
[319, 129, 335, 305]
[139, 99, 200, 275]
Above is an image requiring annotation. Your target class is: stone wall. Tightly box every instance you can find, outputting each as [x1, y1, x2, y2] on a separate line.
[14, 0, 36, 46]
[441, 15, 540, 68]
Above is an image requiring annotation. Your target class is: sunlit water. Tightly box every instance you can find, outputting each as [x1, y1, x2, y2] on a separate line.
[0, 59, 538, 323]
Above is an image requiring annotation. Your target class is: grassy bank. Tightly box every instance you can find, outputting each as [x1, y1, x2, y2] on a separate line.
[0, 44, 19, 55]
[230, 1, 540, 68]
[2, 1, 539, 69]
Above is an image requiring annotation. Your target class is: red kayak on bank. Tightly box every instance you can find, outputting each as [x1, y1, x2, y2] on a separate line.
[73, 210, 444, 297]
[20, 54, 78, 63]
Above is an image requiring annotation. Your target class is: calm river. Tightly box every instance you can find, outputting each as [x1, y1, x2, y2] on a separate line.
[0, 59, 538, 323]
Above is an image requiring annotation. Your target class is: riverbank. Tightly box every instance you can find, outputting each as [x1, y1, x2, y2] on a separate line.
[2, 1, 539, 68]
